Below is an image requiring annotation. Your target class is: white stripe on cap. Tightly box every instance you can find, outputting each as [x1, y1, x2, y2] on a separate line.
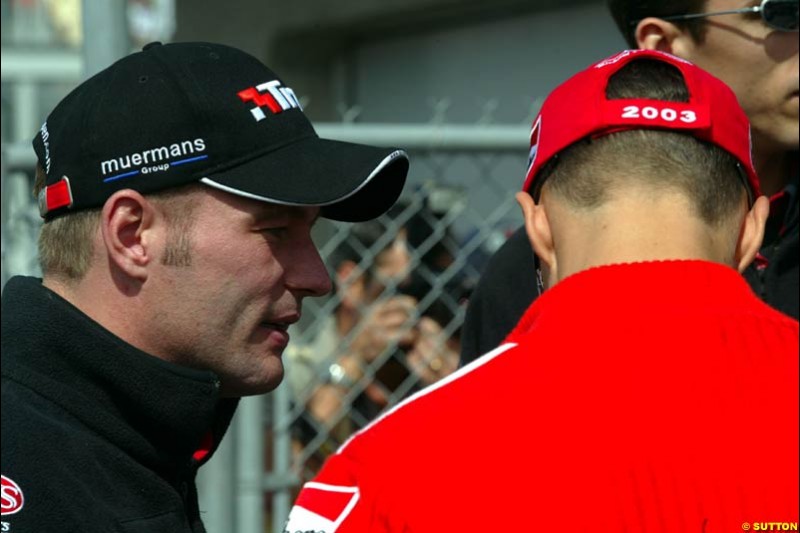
[198, 149, 407, 207]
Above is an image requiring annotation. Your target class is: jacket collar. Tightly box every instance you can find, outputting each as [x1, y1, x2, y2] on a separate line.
[505, 260, 757, 344]
[1, 276, 238, 479]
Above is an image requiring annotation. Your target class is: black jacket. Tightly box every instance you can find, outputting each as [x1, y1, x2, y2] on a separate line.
[1, 277, 238, 532]
[460, 179, 800, 365]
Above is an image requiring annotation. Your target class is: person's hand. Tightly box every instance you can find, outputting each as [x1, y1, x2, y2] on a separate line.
[307, 353, 364, 425]
[406, 316, 459, 386]
[348, 295, 418, 363]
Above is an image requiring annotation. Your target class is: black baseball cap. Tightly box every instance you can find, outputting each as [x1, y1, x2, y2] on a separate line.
[33, 41, 409, 222]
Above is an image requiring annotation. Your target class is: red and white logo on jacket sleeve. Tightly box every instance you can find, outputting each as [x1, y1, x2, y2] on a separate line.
[1, 475, 24, 516]
[284, 482, 359, 533]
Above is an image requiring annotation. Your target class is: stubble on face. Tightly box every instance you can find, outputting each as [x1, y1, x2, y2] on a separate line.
[161, 191, 328, 397]
[151, 186, 202, 267]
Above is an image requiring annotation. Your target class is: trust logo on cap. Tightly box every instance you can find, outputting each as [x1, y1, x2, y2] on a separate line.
[237, 80, 301, 122]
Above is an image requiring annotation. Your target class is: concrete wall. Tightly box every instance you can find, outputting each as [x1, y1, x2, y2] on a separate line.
[173, 0, 624, 121]
[351, 2, 625, 123]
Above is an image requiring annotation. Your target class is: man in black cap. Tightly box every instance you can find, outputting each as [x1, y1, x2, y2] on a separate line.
[0, 41, 408, 532]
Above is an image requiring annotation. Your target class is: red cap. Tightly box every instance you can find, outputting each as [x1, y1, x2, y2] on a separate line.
[522, 49, 760, 199]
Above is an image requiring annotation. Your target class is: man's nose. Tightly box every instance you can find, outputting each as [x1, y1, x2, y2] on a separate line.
[286, 241, 333, 298]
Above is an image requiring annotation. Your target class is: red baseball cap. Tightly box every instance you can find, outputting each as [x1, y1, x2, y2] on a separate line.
[522, 49, 760, 200]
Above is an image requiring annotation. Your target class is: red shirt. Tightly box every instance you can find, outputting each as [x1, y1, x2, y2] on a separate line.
[286, 261, 799, 532]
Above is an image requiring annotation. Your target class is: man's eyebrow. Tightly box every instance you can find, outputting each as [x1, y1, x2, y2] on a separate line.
[250, 204, 290, 222]
[251, 205, 324, 225]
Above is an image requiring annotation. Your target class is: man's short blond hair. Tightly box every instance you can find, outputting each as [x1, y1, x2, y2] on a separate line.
[34, 165, 202, 282]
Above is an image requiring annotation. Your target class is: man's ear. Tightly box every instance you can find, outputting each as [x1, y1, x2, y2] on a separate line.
[516, 191, 556, 274]
[635, 17, 692, 56]
[735, 195, 769, 273]
[100, 190, 158, 283]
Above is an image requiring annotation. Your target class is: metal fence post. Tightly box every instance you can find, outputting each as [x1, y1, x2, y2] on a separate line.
[236, 396, 265, 533]
[271, 382, 292, 533]
[81, 0, 130, 79]
[196, 424, 236, 532]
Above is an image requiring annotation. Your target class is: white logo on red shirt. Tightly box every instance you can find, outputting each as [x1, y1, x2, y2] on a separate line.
[284, 482, 359, 533]
[0, 476, 24, 516]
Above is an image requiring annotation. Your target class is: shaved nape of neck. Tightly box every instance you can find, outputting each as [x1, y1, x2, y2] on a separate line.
[547, 188, 746, 277]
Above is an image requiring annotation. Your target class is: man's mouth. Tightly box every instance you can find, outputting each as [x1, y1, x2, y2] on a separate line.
[261, 322, 289, 332]
[260, 313, 300, 332]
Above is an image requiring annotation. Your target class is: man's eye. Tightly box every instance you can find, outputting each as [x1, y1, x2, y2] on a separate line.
[260, 227, 289, 238]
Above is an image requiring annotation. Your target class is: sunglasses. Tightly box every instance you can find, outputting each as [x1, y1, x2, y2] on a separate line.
[637, 0, 799, 32]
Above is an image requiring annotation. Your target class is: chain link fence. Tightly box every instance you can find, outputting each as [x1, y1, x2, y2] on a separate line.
[265, 126, 531, 531]
[285, 150, 523, 464]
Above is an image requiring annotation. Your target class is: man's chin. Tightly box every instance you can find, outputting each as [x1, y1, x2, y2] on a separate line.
[752, 126, 799, 156]
[219, 370, 285, 397]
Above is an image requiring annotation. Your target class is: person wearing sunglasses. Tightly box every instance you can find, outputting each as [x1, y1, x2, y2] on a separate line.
[459, 0, 799, 367]
[615, 1, 798, 204]
[608, 0, 799, 315]
[651, 0, 798, 31]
